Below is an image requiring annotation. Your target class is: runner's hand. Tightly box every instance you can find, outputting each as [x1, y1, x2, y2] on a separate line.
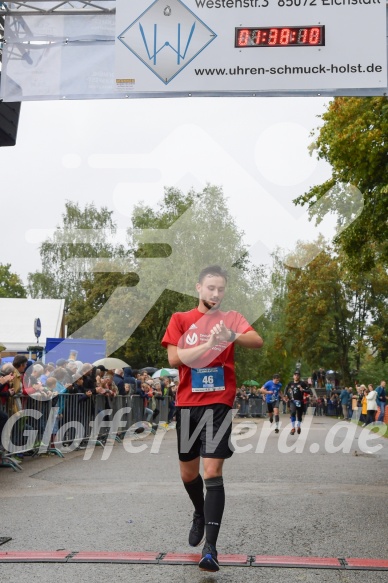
[208, 320, 230, 346]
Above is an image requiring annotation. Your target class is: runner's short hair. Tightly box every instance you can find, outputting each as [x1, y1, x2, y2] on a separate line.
[198, 265, 228, 284]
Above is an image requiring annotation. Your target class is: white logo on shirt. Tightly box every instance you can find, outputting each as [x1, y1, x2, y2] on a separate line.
[189, 323, 198, 330]
[186, 333, 198, 345]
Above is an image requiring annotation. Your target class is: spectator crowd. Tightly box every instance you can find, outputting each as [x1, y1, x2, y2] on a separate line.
[235, 372, 386, 425]
[0, 355, 178, 456]
[1, 357, 386, 462]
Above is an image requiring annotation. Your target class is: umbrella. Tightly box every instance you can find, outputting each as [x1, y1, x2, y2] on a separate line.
[139, 367, 158, 374]
[93, 357, 129, 370]
[152, 368, 179, 379]
[243, 380, 260, 387]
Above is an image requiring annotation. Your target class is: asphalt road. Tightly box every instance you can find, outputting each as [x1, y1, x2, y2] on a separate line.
[1, 413, 387, 583]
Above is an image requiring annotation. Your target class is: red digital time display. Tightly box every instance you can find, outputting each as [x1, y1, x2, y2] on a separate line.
[235, 26, 325, 48]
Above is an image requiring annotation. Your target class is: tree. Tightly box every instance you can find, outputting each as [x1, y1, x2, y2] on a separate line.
[253, 249, 296, 382]
[66, 185, 268, 376]
[27, 201, 127, 306]
[121, 185, 267, 370]
[358, 352, 388, 387]
[295, 97, 388, 271]
[0, 263, 26, 298]
[66, 271, 139, 337]
[362, 262, 388, 363]
[282, 239, 388, 384]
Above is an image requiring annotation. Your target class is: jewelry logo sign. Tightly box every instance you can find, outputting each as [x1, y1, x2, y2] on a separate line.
[116, 0, 216, 86]
[115, 0, 386, 95]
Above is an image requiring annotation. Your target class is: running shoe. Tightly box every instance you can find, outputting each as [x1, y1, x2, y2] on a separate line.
[189, 512, 205, 547]
[274, 428, 279, 433]
[297, 427, 301, 434]
[290, 428, 296, 435]
[199, 542, 219, 572]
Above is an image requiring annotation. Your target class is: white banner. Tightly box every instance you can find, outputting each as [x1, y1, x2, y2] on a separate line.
[115, 0, 387, 92]
[1, 13, 117, 101]
[0, 1, 386, 100]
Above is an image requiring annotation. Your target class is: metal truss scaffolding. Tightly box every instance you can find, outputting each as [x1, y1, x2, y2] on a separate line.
[0, 2, 115, 63]
[1, 1, 116, 17]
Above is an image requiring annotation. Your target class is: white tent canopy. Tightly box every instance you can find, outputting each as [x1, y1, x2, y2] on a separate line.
[0, 298, 65, 352]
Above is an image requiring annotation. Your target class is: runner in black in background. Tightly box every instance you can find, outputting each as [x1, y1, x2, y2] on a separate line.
[284, 370, 311, 435]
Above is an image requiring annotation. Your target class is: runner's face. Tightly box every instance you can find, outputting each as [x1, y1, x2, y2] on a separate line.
[196, 274, 226, 311]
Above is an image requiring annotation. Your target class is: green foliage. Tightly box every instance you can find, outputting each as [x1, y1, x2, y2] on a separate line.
[278, 238, 388, 383]
[284, 243, 353, 381]
[124, 185, 268, 371]
[65, 185, 268, 377]
[357, 354, 388, 387]
[295, 97, 388, 270]
[131, 186, 201, 230]
[120, 289, 198, 369]
[249, 249, 296, 382]
[27, 271, 60, 300]
[32, 182, 388, 388]
[27, 201, 126, 305]
[0, 263, 26, 298]
[67, 271, 139, 336]
[290, 98, 388, 376]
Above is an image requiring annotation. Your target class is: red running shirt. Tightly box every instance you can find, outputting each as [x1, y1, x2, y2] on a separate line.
[162, 308, 253, 407]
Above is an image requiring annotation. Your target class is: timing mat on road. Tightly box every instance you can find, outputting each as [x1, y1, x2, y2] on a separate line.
[0, 551, 387, 570]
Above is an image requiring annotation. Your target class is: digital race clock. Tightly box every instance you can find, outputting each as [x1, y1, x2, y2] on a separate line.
[235, 26, 325, 48]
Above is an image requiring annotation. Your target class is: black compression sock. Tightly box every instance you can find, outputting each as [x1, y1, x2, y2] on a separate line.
[183, 474, 204, 515]
[204, 476, 225, 547]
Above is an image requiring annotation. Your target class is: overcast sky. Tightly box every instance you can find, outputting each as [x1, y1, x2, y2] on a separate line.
[1, 96, 333, 285]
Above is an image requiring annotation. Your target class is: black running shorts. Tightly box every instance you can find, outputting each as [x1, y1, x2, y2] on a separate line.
[175, 403, 234, 462]
[267, 401, 280, 413]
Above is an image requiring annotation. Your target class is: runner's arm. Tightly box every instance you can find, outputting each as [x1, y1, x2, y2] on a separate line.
[205, 320, 263, 348]
[233, 330, 263, 348]
[167, 325, 262, 367]
[167, 336, 216, 368]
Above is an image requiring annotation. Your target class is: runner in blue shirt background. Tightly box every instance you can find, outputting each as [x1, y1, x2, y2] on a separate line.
[260, 374, 283, 433]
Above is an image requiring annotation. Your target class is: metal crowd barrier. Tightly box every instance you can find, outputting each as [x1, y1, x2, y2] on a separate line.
[234, 396, 267, 417]
[0, 393, 174, 466]
[326, 403, 342, 417]
[313, 404, 325, 416]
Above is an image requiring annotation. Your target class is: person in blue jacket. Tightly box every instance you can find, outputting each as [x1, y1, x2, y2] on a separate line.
[340, 386, 351, 420]
[260, 374, 283, 433]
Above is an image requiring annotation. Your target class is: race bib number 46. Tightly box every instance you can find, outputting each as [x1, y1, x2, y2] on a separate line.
[191, 367, 225, 393]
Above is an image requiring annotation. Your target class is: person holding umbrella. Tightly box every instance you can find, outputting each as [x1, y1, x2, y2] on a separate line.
[152, 367, 179, 379]
[242, 380, 260, 387]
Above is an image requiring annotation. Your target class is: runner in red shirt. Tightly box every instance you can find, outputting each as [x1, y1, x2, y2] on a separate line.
[162, 265, 263, 572]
